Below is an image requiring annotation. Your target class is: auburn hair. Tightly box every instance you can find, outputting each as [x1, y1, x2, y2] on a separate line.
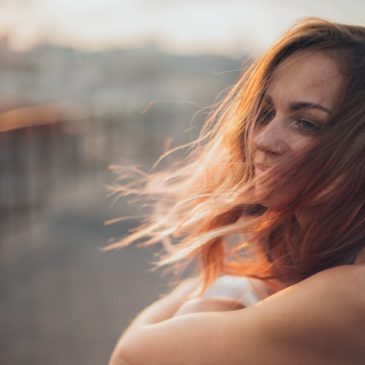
[103, 17, 365, 295]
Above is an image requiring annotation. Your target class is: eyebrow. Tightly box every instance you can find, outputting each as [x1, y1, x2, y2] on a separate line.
[265, 94, 332, 115]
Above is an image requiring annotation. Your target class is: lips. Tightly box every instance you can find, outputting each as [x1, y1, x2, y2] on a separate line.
[255, 163, 272, 172]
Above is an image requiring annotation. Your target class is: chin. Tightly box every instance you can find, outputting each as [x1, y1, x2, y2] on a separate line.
[254, 189, 290, 210]
[254, 177, 297, 210]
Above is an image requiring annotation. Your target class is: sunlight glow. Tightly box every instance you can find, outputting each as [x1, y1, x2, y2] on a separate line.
[0, 0, 364, 55]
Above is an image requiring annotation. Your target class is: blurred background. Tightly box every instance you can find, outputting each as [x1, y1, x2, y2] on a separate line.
[0, 1, 364, 364]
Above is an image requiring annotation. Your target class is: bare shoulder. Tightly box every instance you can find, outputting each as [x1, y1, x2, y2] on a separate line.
[316, 264, 365, 322]
[305, 263, 365, 309]
[247, 264, 365, 363]
[307, 264, 365, 306]
[115, 265, 365, 365]
[259, 264, 365, 334]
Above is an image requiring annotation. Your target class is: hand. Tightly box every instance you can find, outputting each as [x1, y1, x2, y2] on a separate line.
[167, 277, 202, 301]
[173, 296, 245, 317]
[120, 277, 202, 333]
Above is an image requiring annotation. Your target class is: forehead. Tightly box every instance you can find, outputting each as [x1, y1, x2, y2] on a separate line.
[267, 51, 345, 109]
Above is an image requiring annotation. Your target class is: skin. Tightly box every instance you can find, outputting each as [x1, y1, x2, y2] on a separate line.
[109, 265, 365, 365]
[253, 50, 346, 212]
[108, 51, 365, 365]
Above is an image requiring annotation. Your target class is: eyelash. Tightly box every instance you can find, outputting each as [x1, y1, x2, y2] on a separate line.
[294, 119, 320, 132]
[257, 106, 321, 133]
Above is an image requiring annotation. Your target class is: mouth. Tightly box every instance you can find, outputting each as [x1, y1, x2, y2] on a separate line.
[255, 163, 271, 173]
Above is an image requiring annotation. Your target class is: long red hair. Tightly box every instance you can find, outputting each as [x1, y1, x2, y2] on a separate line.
[103, 17, 365, 295]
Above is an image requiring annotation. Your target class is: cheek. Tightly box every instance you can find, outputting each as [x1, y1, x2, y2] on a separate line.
[254, 181, 299, 209]
[254, 179, 283, 202]
[253, 157, 304, 208]
[287, 133, 312, 154]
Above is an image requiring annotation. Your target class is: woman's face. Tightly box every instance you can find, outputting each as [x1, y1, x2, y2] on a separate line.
[253, 50, 346, 208]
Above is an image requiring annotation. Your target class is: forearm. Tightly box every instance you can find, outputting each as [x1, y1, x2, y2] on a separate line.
[109, 279, 201, 365]
[123, 293, 183, 336]
[122, 278, 201, 337]
[109, 278, 245, 365]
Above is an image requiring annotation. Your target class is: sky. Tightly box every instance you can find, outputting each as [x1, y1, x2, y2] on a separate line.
[0, 0, 364, 56]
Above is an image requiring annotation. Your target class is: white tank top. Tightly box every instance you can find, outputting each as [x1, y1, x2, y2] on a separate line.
[202, 275, 270, 307]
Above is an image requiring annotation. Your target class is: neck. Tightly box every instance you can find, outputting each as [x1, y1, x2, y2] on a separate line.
[353, 246, 365, 266]
[294, 207, 312, 230]
[296, 208, 365, 267]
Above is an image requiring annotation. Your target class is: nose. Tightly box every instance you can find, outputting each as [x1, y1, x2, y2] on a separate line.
[254, 117, 288, 157]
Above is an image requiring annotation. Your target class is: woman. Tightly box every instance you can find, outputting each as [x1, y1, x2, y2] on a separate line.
[107, 17, 365, 364]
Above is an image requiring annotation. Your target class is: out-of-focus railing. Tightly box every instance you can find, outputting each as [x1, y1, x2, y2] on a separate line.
[0, 41, 243, 247]
[0, 38, 246, 365]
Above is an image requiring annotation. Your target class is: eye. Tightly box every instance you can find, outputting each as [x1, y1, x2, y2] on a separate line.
[295, 119, 321, 133]
[257, 105, 275, 125]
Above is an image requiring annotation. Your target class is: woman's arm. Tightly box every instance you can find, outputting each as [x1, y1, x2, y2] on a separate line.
[109, 278, 246, 365]
[118, 278, 200, 338]
[109, 265, 365, 365]
[109, 279, 199, 365]
[173, 296, 245, 317]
